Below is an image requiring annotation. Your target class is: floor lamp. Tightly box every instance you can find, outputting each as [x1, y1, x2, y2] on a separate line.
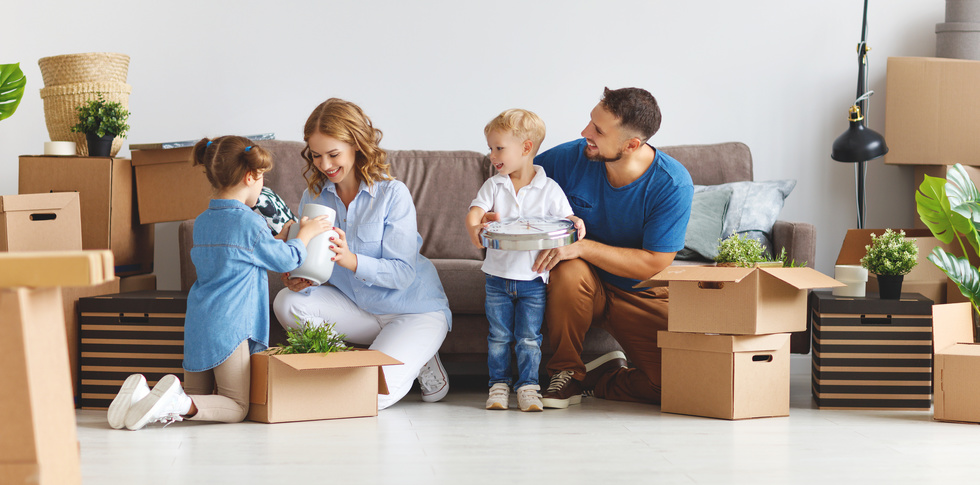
[831, 0, 888, 229]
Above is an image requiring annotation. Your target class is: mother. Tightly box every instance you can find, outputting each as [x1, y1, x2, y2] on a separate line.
[273, 98, 451, 409]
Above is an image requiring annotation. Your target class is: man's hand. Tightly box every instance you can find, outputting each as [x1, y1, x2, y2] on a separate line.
[532, 242, 583, 273]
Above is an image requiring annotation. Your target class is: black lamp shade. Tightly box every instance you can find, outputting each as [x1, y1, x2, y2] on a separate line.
[831, 119, 888, 163]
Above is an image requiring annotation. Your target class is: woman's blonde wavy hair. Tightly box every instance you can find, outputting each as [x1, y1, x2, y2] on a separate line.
[301, 98, 392, 197]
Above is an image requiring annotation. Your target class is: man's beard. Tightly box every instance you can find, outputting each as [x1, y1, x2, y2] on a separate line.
[583, 145, 623, 163]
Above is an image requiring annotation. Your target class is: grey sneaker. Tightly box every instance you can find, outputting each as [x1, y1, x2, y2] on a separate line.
[107, 374, 150, 429]
[418, 353, 449, 402]
[486, 383, 510, 410]
[516, 384, 543, 412]
[124, 374, 192, 430]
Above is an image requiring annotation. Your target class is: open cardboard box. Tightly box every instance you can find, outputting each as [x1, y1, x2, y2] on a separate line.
[885, 57, 980, 166]
[0, 192, 82, 251]
[639, 266, 842, 335]
[932, 302, 980, 424]
[837, 229, 954, 304]
[659, 331, 790, 420]
[249, 349, 402, 423]
[130, 146, 212, 224]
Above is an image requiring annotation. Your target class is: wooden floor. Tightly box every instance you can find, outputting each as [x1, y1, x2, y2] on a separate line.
[75, 355, 978, 484]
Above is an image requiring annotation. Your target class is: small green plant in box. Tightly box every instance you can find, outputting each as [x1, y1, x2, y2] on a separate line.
[271, 318, 350, 355]
[860, 229, 918, 276]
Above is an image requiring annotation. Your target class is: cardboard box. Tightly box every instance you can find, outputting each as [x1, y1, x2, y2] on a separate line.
[932, 302, 980, 423]
[18, 156, 154, 275]
[0, 250, 115, 288]
[119, 273, 157, 293]
[249, 349, 402, 423]
[837, 228, 953, 304]
[810, 291, 933, 410]
[885, 57, 980, 166]
[77, 291, 187, 409]
[0, 192, 82, 251]
[640, 266, 842, 335]
[659, 331, 791, 420]
[130, 146, 212, 224]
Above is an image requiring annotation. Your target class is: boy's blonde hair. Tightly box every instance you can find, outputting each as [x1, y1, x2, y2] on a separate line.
[484, 109, 546, 157]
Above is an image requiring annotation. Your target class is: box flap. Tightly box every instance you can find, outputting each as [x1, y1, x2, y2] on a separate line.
[933, 302, 975, 353]
[0, 192, 78, 212]
[644, 265, 755, 284]
[759, 267, 844, 289]
[270, 349, 402, 371]
[658, 331, 790, 354]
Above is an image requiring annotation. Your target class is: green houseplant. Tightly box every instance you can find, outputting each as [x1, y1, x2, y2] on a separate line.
[0, 63, 26, 122]
[70, 93, 130, 156]
[714, 232, 803, 267]
[271, 319, 350, 355]
[916, 163, 980, 336]
[859, 229, 918, 299]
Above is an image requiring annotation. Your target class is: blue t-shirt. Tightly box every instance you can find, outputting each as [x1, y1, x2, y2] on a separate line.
[534, 138, 694, 291]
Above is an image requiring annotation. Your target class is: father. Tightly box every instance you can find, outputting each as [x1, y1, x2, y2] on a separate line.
[531, 87, 693, 408]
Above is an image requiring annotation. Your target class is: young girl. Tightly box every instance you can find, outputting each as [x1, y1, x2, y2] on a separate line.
[107, 135, 331, 430]
[273, 98, 452, 410]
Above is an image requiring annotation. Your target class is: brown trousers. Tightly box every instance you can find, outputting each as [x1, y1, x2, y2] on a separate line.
[545, 259, 669, 404]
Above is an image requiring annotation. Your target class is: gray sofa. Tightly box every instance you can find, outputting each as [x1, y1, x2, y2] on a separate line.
[178, 140, 816, 374]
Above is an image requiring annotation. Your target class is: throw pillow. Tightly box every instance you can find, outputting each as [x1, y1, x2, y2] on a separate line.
[675, 188, 732, 261]
[253, 187, 297, 236]
[694, 179, 796, 256]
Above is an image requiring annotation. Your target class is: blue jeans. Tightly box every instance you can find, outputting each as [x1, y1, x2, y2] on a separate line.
[485, 274, 546, 389]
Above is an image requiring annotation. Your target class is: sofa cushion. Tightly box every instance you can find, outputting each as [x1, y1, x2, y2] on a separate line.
[432, 259, 485, 314]
[252, 187, 296, 236]
[387, 150, 491, 261]
[695, 179, 797, 253]
[676, 188, 732, 261]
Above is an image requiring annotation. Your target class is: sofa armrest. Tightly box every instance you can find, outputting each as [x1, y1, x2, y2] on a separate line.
[178, 219, 197, 292]
[772, 220, 816, 268]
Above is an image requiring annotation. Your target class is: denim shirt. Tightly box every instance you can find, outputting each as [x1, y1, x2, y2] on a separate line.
[300, 179, 452, 329]
[184, 199, 307, 371]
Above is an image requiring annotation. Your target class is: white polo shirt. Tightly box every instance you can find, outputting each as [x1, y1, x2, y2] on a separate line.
[470, 165, 574, 283]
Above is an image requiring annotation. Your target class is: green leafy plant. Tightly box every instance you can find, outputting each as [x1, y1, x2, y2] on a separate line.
[0, 63, 26, 122]
[860, 229, 918, 275]
[70, 93, 130, 138]
[916, 164, 980, 314]
[271, 318, 350, 355]
[715, 233, 804, 268]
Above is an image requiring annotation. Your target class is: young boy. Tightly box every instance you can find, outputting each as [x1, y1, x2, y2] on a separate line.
[466, 109, 584, 412]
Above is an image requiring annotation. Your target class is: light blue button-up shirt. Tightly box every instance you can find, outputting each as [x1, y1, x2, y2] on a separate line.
[300, 179, 452, 329]
[184, 199, 307, 371]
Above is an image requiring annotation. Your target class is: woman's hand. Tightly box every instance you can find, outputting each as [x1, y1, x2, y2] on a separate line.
[280, 271, 315, 292]
[329, 227, 358, 272]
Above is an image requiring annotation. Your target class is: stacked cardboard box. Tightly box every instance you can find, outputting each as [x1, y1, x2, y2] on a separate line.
[641, 265, 842, 419]
[932, 302, 980, 423]
[810, 291, 933, 410]
[0, 192, 82, 251]
[77, 290, 187, 409]
[130, 145, 212, 224]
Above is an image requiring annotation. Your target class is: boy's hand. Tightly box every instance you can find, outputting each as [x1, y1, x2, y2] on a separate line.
[568, 215, 586, 241]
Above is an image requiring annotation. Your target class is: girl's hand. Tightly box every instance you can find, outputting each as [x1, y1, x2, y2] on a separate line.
[275, 220, 296, 241]
[328, 227, 358, 272]
[280, 271, 315, 292]
[295, 215, 332, 246]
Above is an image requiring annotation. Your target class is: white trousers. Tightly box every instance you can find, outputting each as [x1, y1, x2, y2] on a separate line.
[272, 286, 448, 410]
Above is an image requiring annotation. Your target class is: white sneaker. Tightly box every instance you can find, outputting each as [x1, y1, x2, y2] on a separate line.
[124, 374, 193, 430]
[517, 384, 543, 412]
[107, 374, 150, 429]
[417, 353, 449, 402]
[486, 383, 510, 410]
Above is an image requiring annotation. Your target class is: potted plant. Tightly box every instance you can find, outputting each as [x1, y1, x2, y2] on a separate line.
[859, 229, 918, 299]
[0, 62, 26, 122]
[70, 93, 130, 157]
[917, 164, 980, 337]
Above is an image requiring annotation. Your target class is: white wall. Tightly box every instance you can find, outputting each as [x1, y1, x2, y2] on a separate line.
[0, 0, 945, 289]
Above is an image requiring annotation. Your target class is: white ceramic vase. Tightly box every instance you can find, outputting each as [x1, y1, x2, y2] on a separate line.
[287, 203, 338, 285]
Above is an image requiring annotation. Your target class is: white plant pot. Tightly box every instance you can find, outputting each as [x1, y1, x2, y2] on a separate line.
[832, 264, 869, 298]
[287, 203, 338, 285]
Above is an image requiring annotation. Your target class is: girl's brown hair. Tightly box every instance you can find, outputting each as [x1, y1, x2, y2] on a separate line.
[301, 98, 392, 197]
[192, 135, 273, 192]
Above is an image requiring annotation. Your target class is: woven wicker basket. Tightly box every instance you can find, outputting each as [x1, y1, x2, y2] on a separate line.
[38, 53, 130, 87]
[40, 82, 131, 157]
